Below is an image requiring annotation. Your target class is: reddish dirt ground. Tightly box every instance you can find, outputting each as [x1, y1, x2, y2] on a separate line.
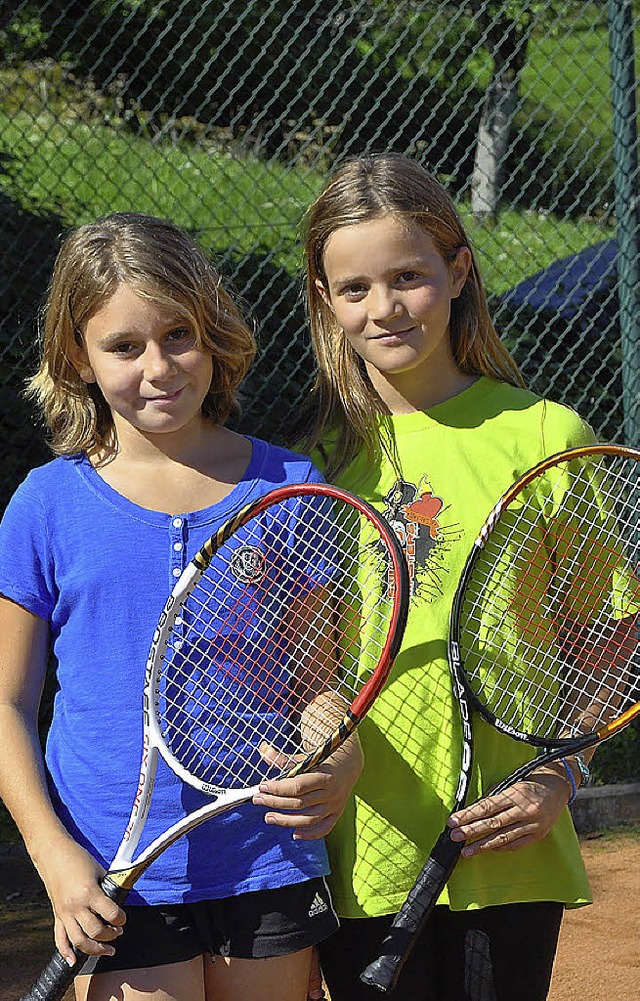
[547, 829, 640, 1001]
[1, 828, 638, 1001]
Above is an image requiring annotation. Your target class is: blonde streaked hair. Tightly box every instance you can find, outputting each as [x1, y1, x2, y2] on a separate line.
[28, 212, 256, 457]
[301, 152, 524, 480]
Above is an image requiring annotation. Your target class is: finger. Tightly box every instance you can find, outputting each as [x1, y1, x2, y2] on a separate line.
[264, 806, 327, 828]
[254, 788, 331, 811]
[460, 823, 538, 857]
[293, 815, 339, 840]
[451, 792, 545, 846]
[450, 788, 522, 825]
[61, 914, 120, 958]
[94, 895, 127, 929]
[53, 916, 78, 968]
[258, 740, 296, 771]
[257, 771, 332, 799]
[308, 945, 326, 999]
[80, 907, 125, 943]
[262, 806, 340, 839]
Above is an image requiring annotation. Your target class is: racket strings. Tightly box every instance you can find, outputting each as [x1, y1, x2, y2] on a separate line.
[156, 494, 397, 788]
[461, 453, 640, 742]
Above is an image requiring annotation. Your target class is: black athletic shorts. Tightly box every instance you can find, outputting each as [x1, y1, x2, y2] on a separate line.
[319, 901, 564, 1001]
[81, 876, 338, 974]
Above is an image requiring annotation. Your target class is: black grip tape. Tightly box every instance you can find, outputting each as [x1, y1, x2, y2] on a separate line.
[360, 830, 463, 993]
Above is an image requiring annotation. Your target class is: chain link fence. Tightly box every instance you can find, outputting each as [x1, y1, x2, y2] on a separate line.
[1, 0, 639, 500]
[0, 1, 639, 781]
[0, 0, 636, 464]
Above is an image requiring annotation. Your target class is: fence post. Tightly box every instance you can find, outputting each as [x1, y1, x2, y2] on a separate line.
[607, 0, 640, 445]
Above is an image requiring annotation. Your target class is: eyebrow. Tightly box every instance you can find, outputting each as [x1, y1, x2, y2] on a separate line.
[94, 330, 136, 346]
[330, 258, 429, 286]
[95, 319, 187, 345]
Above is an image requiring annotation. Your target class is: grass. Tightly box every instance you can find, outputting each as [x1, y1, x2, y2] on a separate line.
[462, 208, 612, 295]
[0, 109, 322, 271]
[525, 10, 640, 148]
[0, 104, 614, 298]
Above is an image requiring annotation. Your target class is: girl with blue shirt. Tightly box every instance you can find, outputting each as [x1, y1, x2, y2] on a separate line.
[0, 214, 360, 1001]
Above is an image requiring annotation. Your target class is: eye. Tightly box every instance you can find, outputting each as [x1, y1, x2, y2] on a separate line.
[340, 283, 368, 301]
[111, 341, 136, 356]
[166, 327, 196, 347]
[397, 271, 421, 284]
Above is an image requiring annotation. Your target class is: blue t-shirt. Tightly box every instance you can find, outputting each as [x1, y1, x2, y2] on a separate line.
[0, 437, 330, 904]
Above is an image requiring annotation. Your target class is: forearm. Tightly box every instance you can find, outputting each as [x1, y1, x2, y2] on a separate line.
[0, 703, 74, 871]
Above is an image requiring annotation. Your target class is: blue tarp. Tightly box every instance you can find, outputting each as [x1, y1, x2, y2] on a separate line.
[500, 239, 619, 326]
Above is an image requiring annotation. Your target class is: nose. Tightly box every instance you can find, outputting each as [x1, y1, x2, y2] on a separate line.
[143, 343, 174, 382]
[369, 284, 402, 322]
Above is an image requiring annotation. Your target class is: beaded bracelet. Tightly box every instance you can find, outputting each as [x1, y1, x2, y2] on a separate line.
[572, 752, 591, 785]
[559, 757, 578, 804]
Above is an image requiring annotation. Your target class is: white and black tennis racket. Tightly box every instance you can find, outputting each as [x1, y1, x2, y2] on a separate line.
[22, 483, 409, 1001]
[362, 444, 640, 993]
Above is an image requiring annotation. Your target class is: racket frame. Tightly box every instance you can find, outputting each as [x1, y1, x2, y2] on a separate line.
[114, 482, 410, 886]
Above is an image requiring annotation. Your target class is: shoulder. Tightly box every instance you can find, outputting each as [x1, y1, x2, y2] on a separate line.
[0, 456, 97, 558]
[537, 397, 596, 452]
[481, 381, 595, 455]
[248, 437, 326, 486]
[2, 455, 82, 513]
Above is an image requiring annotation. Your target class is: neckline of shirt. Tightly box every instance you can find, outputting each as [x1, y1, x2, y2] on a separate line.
[74, 436, 266, 527]
[377, 376, 498, 433]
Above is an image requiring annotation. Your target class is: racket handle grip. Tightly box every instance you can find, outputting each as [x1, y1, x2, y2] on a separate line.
[20, 876, 129, 1001]
[19, 949, 86, 1001]
[360, 830, 463, 993]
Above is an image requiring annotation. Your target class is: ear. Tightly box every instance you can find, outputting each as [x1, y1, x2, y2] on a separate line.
[449, 246, 472, 298]
[68, 338, 97, 385]
[315, 277, 334, 312]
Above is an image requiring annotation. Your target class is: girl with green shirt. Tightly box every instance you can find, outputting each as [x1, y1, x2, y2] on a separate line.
[287, 152, 595, 1001]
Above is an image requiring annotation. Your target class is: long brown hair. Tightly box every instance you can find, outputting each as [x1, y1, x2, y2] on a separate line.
[28, 212, 256, 457]
[301, 152, 524, 480]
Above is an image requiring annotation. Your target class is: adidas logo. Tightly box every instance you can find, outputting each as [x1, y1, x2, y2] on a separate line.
[308, 891, 329, 917]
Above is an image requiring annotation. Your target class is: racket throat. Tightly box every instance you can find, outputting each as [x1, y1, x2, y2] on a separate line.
[102, 867, 141, 896]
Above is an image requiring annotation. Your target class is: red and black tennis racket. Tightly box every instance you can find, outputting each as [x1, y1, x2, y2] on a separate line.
[22, 483, 409, 1001]
[362, 444, 640, 993]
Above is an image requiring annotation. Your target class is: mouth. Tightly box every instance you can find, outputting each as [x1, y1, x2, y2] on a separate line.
[370, 327, 416, 341]
[147, 388, 184, 403]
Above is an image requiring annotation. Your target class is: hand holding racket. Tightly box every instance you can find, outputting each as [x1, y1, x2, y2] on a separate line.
[22, 483, 409, 1001]
[362, 444, 640, 993]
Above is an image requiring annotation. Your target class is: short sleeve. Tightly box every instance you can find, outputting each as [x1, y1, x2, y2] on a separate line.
[0, 474, 56, 620]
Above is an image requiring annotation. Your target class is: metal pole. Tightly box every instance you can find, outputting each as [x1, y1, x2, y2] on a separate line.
[607, 0, 640, 445]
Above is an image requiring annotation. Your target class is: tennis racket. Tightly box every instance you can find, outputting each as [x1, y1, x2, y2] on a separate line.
[361, 443, 640, 993]
[22, 483, 409, 1001]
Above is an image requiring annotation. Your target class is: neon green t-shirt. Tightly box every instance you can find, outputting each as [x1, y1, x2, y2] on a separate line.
[312, 377, 595, 918]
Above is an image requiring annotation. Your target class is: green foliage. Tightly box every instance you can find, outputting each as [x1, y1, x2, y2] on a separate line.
[463, 209, 614, 293]
[0, 108, 319, 267]
[0, 1, 620, 214]
[0, 2, 48, 59]
[591, 723, 640, 785]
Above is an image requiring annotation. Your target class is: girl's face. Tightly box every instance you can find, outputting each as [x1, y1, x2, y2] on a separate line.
[72, 284, 213, 444]
[317, 214, 471, 408]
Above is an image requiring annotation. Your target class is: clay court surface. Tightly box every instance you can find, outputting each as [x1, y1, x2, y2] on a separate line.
[1, 828, 638, 1001]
